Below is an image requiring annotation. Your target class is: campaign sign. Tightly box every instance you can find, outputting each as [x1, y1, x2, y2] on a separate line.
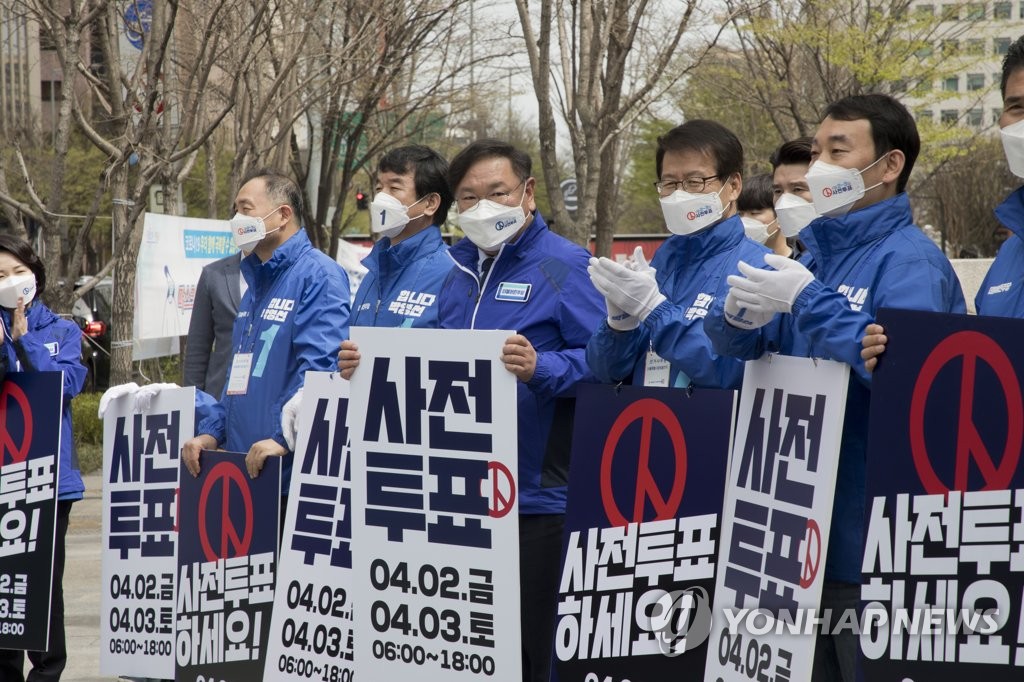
[100, 386, 194, 677]
[348, 327, 520, 681]
[175, 450, 280, 682]
[862, 309, 1024, 680]
[0, 372, 62, 650]
[705, 355, 849, 682]
[554, 383, 735, 682]
[265, 372, 355, 682]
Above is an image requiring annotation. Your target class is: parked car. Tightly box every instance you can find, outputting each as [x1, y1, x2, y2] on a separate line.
[71, 277, 112, 392]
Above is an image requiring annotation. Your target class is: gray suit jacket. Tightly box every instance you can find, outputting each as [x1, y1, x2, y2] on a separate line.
[184, 252, 242, 398]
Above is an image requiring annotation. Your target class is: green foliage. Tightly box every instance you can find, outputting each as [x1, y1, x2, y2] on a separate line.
[182, 145, 237, 219]
[617, 117, 671, 234]
[72, 392, 103, 446]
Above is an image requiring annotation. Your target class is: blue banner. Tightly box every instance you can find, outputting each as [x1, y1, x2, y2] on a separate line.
[182, 229, 236, 259]
[0, 372, 62, 651]
[554, 383, 735, 682]
[175, 450, 280, 681]
[863, 308, 1024, 680]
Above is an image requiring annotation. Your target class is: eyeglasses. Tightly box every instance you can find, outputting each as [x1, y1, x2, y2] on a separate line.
[653, 175, 720, 196]
[456, 180, 525, 210]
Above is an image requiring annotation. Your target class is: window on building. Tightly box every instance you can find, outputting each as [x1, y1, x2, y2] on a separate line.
[942, 3, 961, 20]
[917, 109, 934, 123]
[943, 75, 960, 92]
[916, 43, 935, 58]
[994, 2, 1012, 19]
[996, 37, 1012, 55]
[966, 38, 985, 55]
[40, 80, 62, 102]
[941, 38, 959, 56]
[966, 3, 985, 20]
[967, 73, 986, 90]
[968, 108, 983, 127]
[916, 3, 935, 15]
[914, 78, 933, 95]
[941, 109, 959, 124]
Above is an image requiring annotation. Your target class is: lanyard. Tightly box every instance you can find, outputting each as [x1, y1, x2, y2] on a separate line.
[236, 253, 304, 353]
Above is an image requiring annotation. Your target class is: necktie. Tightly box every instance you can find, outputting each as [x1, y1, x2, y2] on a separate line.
[480, 256, 494, 283]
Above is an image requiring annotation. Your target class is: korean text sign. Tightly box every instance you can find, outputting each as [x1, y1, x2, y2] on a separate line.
[862, 309, 1024, 681]
[0, 372, 63, 651]
[176, 450, 280, 682]
[100, 385, 193, 677]
[706, 355, 849, 682]
[347, 326, 520, 680]
[555, 384, 735, 682]
[265, 372, 354, 681]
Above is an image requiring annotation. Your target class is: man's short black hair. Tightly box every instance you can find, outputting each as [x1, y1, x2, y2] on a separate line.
[1001, 35, 1024, 99]
[0, 234, 46, 298]
[378, 145, 454, 225]
[448, 139, 532, 193]
[822, 94, 919, 193]
[655, 120, 744, 180]
[737, 174, 775, 212]
[241, 167, 304, 220]
[770, 137, 812, 170]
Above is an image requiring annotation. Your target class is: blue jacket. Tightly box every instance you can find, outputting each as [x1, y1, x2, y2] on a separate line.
[977, 187, 1024, 317]
[705, 193, 966, 584]
[196, 229, 350, 490]
[438, 213, 605, 515]
[0, 303, 86, 500]
[587, 214, 772, 390]
[351, 226, 451, 328]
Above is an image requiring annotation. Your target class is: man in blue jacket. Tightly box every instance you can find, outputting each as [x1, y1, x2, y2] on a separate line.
[438, 139, 604, 682]
[586, 119, 772, 390]
[706, 94, 965, 681]
[334, 145, 454, 379]
[182, 169, 350, 491]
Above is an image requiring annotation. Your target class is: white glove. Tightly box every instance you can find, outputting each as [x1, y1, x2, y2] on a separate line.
[133, 383, 180, 413]
[281, 387, 304, 452]
[589, 257, 640, 331]
[588, 257, 667, 322]
[98, 382, 140, 419]
[723, 289, 775, 329]
[624, 246, 656, 276]
[726, 253, 815, 314]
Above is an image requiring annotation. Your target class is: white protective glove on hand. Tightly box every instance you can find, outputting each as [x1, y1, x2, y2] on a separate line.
[723, 289, 776, 329]
[281, 387, 304, 452]
[588, 256, 667, 322]
[98, 382, 140, 419]
[726, 253, 815, 315]
[132, 383, 180, 413]
[589, 247, 655, 331]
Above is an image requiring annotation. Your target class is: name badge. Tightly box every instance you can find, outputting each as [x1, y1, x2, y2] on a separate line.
[495, 282, 531, 302]
[226, 353, 253, 396]
[44, 342, 59, 356]
[643, 351, 671, 388]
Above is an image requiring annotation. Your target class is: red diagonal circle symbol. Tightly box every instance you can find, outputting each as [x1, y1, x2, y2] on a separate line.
[486, 461, 515, 518]
[600, 398, 687, 526]
[0, 383, 32, 465]
[800, 519, 821, 589]
[910, 331, 1023, 494]
[197, 461, 253, 561]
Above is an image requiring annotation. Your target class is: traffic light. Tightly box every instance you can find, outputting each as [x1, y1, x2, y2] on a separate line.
[356, 189, 368, 210]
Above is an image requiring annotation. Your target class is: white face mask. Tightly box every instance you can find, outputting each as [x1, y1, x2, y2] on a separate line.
[457, 191, 528, 251]
[741, 216, 779, 244]
[805, 156, 885, 218]
[659, 184, 727, 235]
[230, 206, 283, 253]
[774, 193, 818, 237]
[1000, 118, 1024, 178]
[370, 192, 428, 239]
[0, 273, 36, 309]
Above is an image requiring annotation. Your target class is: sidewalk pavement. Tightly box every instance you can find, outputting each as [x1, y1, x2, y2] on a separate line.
[62, 472, 117, 681]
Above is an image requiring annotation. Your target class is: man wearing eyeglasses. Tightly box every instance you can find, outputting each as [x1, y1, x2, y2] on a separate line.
[438, 138, 605, 682]
[586, 119, 773, 390]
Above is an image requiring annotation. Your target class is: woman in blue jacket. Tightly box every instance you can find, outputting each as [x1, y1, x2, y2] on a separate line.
[0, 235, 86, 681]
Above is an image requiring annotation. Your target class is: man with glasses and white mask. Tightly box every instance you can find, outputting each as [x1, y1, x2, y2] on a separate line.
[586, 119, 773, 390]
[437, 138, 604, 682]
[706, 94, 965, 681]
